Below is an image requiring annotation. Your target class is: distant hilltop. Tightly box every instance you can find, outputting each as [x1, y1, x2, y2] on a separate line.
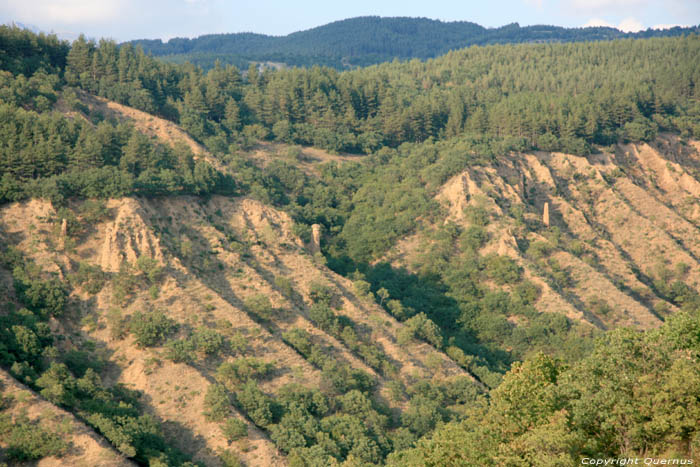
[127, 16, 700, 69]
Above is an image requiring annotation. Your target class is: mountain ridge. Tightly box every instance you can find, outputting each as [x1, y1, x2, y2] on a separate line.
[127, 16, 700, 69]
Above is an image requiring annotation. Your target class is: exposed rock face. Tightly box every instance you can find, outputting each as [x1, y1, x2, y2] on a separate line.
[60, 218, 67, 250]
[99, 199, 165, 272]
[0, 195, 473, 466]
[310, 223, 322, 254]
[543, 202, 550, 227]
[461, 175, 470, 201]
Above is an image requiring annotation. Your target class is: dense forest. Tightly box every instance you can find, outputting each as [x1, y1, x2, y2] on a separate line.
[129, 16, 700, 69]
[1, 24, 700, 466]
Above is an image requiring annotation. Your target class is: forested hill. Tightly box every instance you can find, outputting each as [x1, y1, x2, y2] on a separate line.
[128, 16, 700, 69]
[2, 24, 700, 466]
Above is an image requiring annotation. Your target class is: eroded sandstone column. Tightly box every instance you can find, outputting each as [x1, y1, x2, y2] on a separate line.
[310, 224, 322, 254]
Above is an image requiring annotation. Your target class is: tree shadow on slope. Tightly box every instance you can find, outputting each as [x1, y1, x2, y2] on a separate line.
[327, 256, 513, 383]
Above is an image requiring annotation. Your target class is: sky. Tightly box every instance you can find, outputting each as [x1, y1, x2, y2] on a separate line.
[1, 0, 699, 42]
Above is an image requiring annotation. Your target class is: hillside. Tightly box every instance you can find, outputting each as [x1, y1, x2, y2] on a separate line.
[3, 98, 700, 463]
[128, 16, 700, 70]
[0, 369, 134, 466]
[65, 90, 700, 337]
[384, 135, 700, 332]
[2, 25, 700, 465]
[0, 193, 481, 466]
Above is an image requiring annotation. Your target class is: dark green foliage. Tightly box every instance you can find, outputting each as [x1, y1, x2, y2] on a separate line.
[282, 328, 329, 368]
[391, 309, 700, 464]
[221, 418, 248, 442]
[216, 358, 275, 387]
[128, 310, 177, 347]
[3, 25, 700, 466]
[2, 28, 698, 213]
[0, 248, 192, 465]
[308, 281, 335, 306]
[68, 262, 107, 294]
[129, 17, 700, 70]
[164, 338, 196, 363]
[78, 199, 111, 224]
[482, 255, 521, 285]
[203, 384, 233, 422]
[119, 33, 700, 153]
[400, 395, 447, 438]
[64, 348, 103, 377]
[0, 413, 69, 461]
[234, 380, 278, 427]
[14, 277, 66, 317]
[0, 25, 68, 75]
[266, 384, 394, 463]
[192, 328, 225, 356]
[111, 264, 140, 305]
[164, 328, 225, 364]
[268, 385, 328, 453]
[307, 303, 339, 334]
[0, 308, 52, 373]
[219, 449, 243, 467]
[397, 313, 443, 349]
[243, 294, 275, 322]
[320, 360, 375, 395]
[0, 35, 234, 204]
[35, 362, 76, 406]
[135, 256, 163, 285]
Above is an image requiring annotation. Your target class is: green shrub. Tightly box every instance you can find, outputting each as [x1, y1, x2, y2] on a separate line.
[69, 263, 107, 294]
[320, 360, 375, 395]
[219, 449, 243, 467]
[165, 339, 196, 363]
[282, 328, 314, 358]
[589, 297, 613, 316]
[352, 276, 372, 297]
[228, 330, 249, 355]
[106, 308, 128, 340]
[112, 264, 140, 304]
[274, 275, 296, 299]
[308, 303, 339, 333]
[203, 384, 232, 422]
[216, 358, 275, 387]
[78, 199, 110, 224]
[460, 225, 488, 252]
[234, 381, 276, 427]
[15, 278, 66, 317]
[193, 328, 225, 356]
[309, 281, 335, 306]
[397, 313, 443, 349]
[35, 363, 77, 406]
[129, 310, 177, 347]
[482, 255, 521, 285]
[401, 395, 446, 437]
[464, 205, 490, 227]
[243, 294, 275, 321]
[136, 256, 163, 284]
[0, 413, 69, 461]
[527, 241, 552, 260]
[512, 280, 541, 306]
[221, 418, 248, 442]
